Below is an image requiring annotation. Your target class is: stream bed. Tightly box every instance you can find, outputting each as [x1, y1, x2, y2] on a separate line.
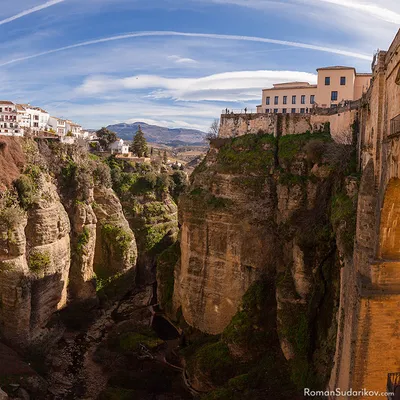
[39, 285, 192, 400]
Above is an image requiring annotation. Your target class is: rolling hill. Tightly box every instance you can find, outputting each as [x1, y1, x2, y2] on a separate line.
[106, 122, 207, 146]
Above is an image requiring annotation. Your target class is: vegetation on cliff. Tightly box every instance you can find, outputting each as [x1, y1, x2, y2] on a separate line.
[174, 129, 358, 398]
[157, 241, 180, 313]
[107, 156, 182, 283]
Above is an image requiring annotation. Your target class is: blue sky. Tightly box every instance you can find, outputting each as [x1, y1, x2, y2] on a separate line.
[0, 0, 399, 131]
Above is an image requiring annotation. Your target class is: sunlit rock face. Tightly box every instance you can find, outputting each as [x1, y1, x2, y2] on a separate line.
[0, 140, 138, 348]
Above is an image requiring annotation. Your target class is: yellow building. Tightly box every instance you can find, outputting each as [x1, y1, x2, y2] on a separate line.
[257, 66, 372, 114]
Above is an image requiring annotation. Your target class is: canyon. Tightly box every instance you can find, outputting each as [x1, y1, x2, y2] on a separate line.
[0, 29, 399, 400]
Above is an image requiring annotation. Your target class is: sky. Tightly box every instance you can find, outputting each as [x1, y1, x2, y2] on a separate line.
[0, 0, 399, 131]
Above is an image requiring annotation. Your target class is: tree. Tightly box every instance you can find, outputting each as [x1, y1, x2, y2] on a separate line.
[150, 147, 154, 156]
[132, 125, 148, 157]
[205, 119, 219, 141]
[163, 150, 168, 164]
[96, 127, 117, 149]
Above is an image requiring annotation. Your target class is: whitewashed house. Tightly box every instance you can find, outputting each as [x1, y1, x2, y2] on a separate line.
[109, 139, 129, 154]
[65, 120, 83, 137]
[0, 101, 23, 136]
[47, 116, 67, 136]
[17, 104, 50, 133]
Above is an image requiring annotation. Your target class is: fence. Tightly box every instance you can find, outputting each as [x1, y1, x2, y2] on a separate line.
[390, 114, 400, 137]
[221, 108, 257, 115]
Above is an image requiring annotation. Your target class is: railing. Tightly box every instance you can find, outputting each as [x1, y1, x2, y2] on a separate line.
[390, 114, 400, 137]
[387, 373, 400, 399]
[221, 108, 257, 115]
[222, 108, 313, 115]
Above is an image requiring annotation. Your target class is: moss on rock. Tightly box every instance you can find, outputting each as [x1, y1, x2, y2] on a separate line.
[157, 241, 180, 312]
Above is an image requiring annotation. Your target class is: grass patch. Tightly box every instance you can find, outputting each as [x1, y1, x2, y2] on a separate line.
[278, 132, 331, 166]
[215, 134, 276, 174]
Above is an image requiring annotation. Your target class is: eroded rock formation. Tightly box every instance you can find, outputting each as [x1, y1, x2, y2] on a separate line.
[169, 131, 357, 393]
[0, 140, 138, 348]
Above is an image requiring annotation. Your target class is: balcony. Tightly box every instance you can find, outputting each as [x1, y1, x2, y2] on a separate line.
[389, 114, 400, 137]
[387, 373, 400, 399]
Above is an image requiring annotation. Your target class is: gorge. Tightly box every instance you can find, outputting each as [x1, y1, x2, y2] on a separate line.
[0, 30, 399, 400]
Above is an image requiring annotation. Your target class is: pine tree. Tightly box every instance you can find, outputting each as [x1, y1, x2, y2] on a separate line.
[132, 125, 148, 157]
[163, 150, 168, 164]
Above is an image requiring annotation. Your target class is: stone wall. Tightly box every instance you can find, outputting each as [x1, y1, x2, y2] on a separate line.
[219, 110, 357, 141]
[330, 29, 400, 397]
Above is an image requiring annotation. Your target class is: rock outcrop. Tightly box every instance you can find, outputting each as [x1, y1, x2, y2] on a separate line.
[0, 167, 71, 346]
[0, 140, 138, 348]
[171, 131, 356, 392]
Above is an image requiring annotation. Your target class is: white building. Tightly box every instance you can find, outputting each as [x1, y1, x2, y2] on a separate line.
[65, 120, 83, 137]
[47, 116, 67, 136]
[109, 139, 129, 154]
[0, 101, 23, 136]
[17, 104, 49, 133]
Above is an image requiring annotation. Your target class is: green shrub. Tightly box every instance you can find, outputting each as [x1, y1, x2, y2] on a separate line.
[216, 134, 276, 174]
[278, 132, 331, 166]
[101, 224, 133, 257]
[29, 251, 51, 273]
[189, 342, 236, 386]
[330, 192, 356, 253]
[223, 281, 270, 349]
[0, 207, 24, 228]
[118, 331, 163, 352]
[14, 174, 37, 209]
[94, 163, 112, 188]
[76, 227, 90, 254]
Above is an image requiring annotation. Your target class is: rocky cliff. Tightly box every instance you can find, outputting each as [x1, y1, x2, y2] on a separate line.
[163, 130, 358, 396]
[0, 139, 138, 349]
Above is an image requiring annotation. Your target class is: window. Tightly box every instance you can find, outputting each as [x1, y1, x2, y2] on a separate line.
[301, 95, 306, 104]
[266, 97, 270, 105]
[331, 91, 338, 101]
[282, 108, 287, 114]
[310, 95, 315, 104]
[325, 77, 330, 85]
[340, 76, 346, 85]
[274, 109, 278, 113]
[265, 109, 270, 113]
[292, 95, 296, 104]
[300, 108, 305, 114]
[291, 108, 296, 113]
[274, 96, 279, 105]
[34, 115, 39, 120]
[283, 96, 287, 105]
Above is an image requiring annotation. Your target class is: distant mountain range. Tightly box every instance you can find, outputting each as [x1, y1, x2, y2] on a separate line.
[106, 122, 207, 146]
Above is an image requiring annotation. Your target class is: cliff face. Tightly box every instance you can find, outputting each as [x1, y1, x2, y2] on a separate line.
[170, 131, 357, 393]
[0, 140, 138, 348]
[175, 135, 277, 334]
[107, 158, 179, 285]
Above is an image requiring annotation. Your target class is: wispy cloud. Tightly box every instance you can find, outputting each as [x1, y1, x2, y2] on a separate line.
[76, 70, 318, 102]
[168, 55, 198, 64]
[0, 0, 65, 26]
[0, 30, 371, 68]
[315, 0, 400, 24]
